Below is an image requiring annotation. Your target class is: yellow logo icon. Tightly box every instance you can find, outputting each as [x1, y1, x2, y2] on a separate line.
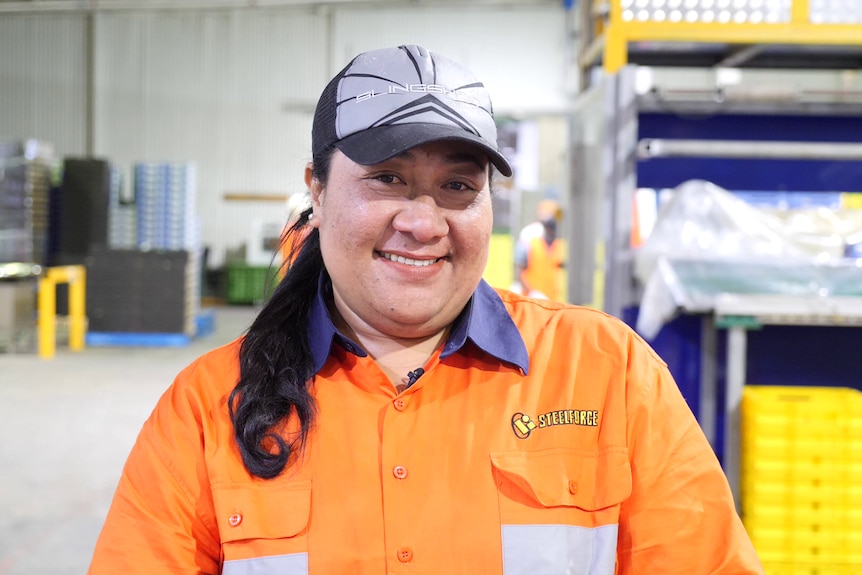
[511, 412, 537, 439]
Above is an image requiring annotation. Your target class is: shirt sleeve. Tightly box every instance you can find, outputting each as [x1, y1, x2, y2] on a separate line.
[617, 335, 765, 574]
[87, 360, 222, 575]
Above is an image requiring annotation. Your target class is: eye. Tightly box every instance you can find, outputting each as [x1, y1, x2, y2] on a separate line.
[373, 174, 401, 184]
[445, 181, 475, 192]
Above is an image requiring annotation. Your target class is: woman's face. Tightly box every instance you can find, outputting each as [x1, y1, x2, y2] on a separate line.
[307, 140, 493, 340]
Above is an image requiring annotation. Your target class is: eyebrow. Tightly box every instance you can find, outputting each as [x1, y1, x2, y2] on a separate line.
[394, 149, 488, 171]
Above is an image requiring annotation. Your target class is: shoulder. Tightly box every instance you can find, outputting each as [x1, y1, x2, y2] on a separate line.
[151, 338, 243, 426]
[178, 338, 242, 391]
[496, 287, 626, 334]
[495, 289, 666, 367]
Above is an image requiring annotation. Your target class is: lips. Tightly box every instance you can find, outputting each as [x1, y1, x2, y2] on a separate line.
[378, 251, 444, 267]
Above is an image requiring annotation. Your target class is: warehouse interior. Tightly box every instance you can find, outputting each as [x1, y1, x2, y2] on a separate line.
[2, 0, 862, 573]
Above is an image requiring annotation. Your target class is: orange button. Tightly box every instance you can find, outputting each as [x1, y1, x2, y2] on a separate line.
[393, 465, 408, 479]
[394, 398, 407, 411]
[396, 547, 414, 563]
[568, 481, 578, 495]
[228, 513, 242, 527]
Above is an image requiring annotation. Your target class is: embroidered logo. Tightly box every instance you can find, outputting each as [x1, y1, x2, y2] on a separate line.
[511, 409, 599, 439]
[511, 413, 537, 439]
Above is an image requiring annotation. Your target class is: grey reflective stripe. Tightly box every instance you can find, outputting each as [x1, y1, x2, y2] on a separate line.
[222, 553, 308, 575]
[501, 524, 618, 575]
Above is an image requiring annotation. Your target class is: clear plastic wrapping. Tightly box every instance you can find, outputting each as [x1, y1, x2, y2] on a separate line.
[634, 180, 862, 338]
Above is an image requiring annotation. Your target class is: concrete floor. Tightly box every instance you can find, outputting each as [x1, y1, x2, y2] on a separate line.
[0, 306, 259, 575]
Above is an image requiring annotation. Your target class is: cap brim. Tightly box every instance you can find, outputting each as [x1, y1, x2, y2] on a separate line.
[335, 124, 513, 178]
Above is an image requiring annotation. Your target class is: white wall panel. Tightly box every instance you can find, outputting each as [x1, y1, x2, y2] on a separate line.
[330, 6, 569, 115]
[0, 14, 88, 156]
[94, 8, 329, 266]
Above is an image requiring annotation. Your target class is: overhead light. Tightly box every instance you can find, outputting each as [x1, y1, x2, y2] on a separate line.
[617, 0, 791, 22]
[811, 0, 862, 23]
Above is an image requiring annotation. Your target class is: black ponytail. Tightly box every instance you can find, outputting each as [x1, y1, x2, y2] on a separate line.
[229, 152, 333, 479]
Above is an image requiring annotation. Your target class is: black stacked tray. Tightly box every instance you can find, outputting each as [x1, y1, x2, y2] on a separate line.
[85, 247, 191, 334]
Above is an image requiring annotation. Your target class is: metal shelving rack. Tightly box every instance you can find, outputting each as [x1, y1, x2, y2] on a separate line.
[581, 0, 862, 76]
[568, 0, 862, 515]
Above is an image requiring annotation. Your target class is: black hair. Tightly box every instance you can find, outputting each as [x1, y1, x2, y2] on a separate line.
[229, 147, 495, 479]
[229, 150, 333, 479]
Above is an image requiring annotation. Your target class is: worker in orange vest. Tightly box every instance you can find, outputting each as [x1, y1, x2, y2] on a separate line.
[514, 199, 565, 301]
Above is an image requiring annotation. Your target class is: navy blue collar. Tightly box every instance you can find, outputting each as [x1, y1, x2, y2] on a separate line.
[307, 276, 529, 376]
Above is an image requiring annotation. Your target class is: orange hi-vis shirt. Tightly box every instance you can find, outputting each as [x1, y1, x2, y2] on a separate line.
[88, 280, 763, 575]
[521, 236, 566, 301]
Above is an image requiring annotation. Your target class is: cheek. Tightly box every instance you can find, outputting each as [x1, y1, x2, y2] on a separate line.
[322, 204, 378, 251]
[457, 204, 494, 251]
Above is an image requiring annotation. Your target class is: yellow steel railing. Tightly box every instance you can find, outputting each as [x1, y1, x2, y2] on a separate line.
[38, 265, 87, 359]
[591, 0, 862, 73]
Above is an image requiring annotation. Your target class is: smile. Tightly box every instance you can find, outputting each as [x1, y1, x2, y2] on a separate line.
[378, 252, 443, 267]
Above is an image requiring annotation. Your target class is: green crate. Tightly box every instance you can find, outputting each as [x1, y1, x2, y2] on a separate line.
[226, 265, 278, 305]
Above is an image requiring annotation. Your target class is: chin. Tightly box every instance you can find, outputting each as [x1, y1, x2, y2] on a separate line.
[375, 309, 447, 337]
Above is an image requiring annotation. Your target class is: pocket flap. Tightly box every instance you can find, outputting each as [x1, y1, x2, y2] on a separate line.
[212, 480, 311, 543]
[490, 447, 631, 510]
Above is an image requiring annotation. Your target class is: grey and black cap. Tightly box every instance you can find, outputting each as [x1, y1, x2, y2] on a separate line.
[312, 45, 512, 177]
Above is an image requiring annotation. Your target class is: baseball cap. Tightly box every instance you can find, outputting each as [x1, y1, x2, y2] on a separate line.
[312, 45, 512, 177]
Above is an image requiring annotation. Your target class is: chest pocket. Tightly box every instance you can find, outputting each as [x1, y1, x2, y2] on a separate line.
[213, 480, 311, 575]
[490, 447, 631, 575]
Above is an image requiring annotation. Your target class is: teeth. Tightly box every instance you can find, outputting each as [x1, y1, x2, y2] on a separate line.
[381, 252, 439, 267]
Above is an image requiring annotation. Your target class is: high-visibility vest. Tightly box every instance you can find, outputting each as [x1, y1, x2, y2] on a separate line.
[520, 236, 565, 301]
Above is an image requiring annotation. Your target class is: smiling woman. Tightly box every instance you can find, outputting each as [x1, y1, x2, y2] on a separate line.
[87, 45, 765, 575]
[308, 141, 493, 346]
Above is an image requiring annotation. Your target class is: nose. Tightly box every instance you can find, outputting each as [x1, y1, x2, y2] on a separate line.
[391, 194, 449, 243]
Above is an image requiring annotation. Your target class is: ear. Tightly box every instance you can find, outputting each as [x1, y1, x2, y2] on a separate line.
[305, 162, 323, 228]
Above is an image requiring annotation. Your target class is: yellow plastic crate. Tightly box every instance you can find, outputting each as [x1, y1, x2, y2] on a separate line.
[742, 386, 862, 420]
[742, 458, 862, 484]
[742, 386, 862, 569]
[745, 505, 862, 526]
[762, 562, 862, 575]
[743, 480, 862, 507]
[749, 532, 859, 565]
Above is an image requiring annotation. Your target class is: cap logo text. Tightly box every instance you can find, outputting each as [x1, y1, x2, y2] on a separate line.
[354, 84, 479, 106]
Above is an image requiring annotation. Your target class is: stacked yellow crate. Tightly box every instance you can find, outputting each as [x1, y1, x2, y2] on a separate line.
[742, 386, 862, 575]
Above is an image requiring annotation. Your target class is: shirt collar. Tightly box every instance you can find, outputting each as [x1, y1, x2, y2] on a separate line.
[308, 275, 529, 376]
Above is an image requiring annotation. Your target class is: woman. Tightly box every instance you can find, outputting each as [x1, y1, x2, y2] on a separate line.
[88, 45, 763, 574]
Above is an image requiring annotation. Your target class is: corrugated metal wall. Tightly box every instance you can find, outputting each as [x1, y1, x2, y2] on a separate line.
[0, 14, 89, 156]
[93, 8, 329, 266]
[0, 5, 568, 267]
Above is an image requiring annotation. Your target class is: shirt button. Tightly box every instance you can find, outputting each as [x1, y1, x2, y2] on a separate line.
[568, 481, 578, 495]
[393, 398, 407, 411]
[393, 465, 408, 479]
[228, 513, 242, 527]
[397, 547, 414, 562]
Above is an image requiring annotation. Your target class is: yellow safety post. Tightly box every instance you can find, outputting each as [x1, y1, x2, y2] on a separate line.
[38, 265, 87, 359]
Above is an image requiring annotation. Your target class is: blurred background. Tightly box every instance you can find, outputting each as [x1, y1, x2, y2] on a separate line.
[2, 0, 862, 573]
